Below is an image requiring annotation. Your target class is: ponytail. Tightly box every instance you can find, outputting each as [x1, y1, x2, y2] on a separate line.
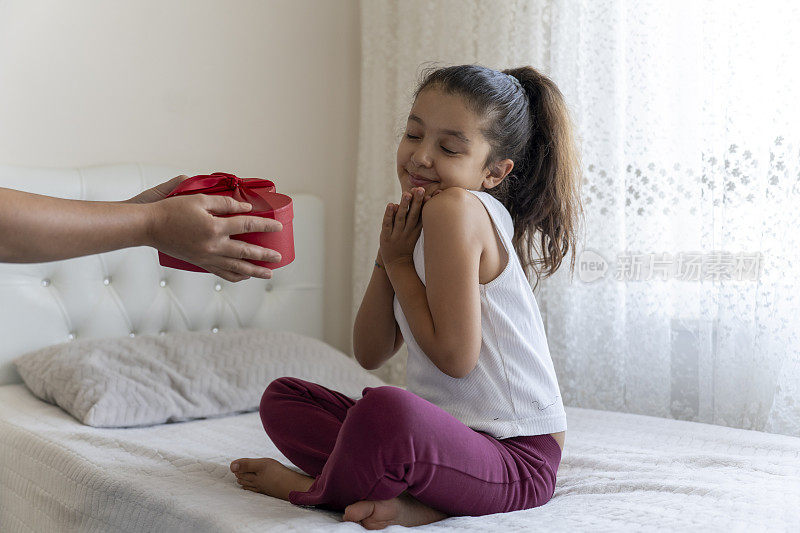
[497, 67, 583, 288]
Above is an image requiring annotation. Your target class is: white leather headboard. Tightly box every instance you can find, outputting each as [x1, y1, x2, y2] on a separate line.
[0, 163, 323, 385]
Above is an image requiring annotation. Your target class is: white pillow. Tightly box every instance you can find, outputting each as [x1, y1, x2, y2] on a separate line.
[14, 329, 385, 428]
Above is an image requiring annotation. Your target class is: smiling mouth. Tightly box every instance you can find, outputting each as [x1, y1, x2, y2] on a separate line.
[407, 171, 437, 184]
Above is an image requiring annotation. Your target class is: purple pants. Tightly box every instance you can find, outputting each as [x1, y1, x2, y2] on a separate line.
[259, 377, 562, 516]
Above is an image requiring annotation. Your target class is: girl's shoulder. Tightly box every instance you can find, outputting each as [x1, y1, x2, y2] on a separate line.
[421, 187, 490, 231]
[420, 188, 499, 260]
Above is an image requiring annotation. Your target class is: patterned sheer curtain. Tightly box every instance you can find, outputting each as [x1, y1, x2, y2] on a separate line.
[353, 0, 800, 437]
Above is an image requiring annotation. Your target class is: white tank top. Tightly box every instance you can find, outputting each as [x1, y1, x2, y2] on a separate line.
[393, 189, 567, 439]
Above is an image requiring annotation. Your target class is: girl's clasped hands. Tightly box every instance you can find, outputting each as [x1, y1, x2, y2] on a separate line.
[379, 186, 440, 268]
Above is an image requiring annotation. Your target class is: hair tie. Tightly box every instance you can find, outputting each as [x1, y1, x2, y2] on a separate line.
[506, 72, 523, 92]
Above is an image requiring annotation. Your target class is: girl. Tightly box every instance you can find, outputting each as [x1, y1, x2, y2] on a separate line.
[230, 64, 582, 529]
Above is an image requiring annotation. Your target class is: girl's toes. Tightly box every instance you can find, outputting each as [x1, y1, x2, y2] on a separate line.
[230, 458, 256, 474]
[343, 500, 376, 523]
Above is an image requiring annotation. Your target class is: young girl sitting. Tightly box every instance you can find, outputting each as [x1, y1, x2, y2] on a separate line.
[230, 64, 582, 529]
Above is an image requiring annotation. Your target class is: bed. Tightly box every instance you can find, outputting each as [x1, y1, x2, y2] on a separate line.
[1, 164, 799, 532]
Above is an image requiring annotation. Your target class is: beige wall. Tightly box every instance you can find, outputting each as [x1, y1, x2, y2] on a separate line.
[0, 0, 360, 354]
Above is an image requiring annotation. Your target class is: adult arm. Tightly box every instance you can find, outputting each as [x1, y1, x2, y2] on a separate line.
[0, 177, 283, 281]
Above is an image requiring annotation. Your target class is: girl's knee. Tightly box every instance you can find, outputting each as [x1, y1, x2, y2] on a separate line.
[352, 386, 424, 431]
[339, 387, 433, 465]
[360, 386, 417, 408]
[259, 377, 304, 420]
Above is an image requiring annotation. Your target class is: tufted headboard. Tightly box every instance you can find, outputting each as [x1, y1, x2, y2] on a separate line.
[0, 163, 324, 385]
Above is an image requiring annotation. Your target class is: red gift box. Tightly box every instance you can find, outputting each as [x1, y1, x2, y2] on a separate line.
[157, 172, 294, 272]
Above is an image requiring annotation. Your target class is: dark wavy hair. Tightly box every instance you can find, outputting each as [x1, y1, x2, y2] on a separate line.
[415, 64, 583, 289]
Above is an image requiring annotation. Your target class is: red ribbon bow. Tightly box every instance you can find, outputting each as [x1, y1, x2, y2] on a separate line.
[168, 172, 276, 202]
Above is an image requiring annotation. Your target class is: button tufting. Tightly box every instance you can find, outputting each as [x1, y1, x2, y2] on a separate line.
[211, 326, 219, 333]
[67, 332, 76, 341]
[214, 283, 222, 292]
[159, 280, 167, 287]
[265, 282, 274, 292]
[103, 277, 111, 286]
[41, 279, 51, 287]
[129, 332, 136, 338]
[159, 330, 167, 335]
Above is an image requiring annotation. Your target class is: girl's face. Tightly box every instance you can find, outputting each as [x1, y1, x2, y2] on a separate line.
[397, 87, 499, 195]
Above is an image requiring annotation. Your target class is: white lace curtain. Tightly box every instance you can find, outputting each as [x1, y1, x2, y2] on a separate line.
[353, 0, 800, 437]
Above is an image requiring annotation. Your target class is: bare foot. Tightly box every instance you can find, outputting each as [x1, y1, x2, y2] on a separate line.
[229, 457, 314, 501]
[343, 494, 448, 530]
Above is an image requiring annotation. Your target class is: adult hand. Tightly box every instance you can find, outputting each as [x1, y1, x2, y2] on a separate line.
[0, 176, 281, 274]
[126, 175, 190, 204]
[145, 193, 283, 282]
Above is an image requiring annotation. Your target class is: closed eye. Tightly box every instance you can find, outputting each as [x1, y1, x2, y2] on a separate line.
[405, 132, 458, 155]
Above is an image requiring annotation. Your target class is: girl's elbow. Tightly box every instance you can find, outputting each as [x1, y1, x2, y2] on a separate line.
[441, 364, 474, 379]
[352, 344, 391, 371]
[437, 346, 480, 378]
[352, 347, 377, 370]
[357, 359, 381, 371]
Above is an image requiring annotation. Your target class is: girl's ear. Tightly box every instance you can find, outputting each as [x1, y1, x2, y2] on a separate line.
[483, 159, 514, 190]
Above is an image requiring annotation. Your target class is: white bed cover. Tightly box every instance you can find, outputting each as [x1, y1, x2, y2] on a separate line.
[1, 383, 798, 532]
